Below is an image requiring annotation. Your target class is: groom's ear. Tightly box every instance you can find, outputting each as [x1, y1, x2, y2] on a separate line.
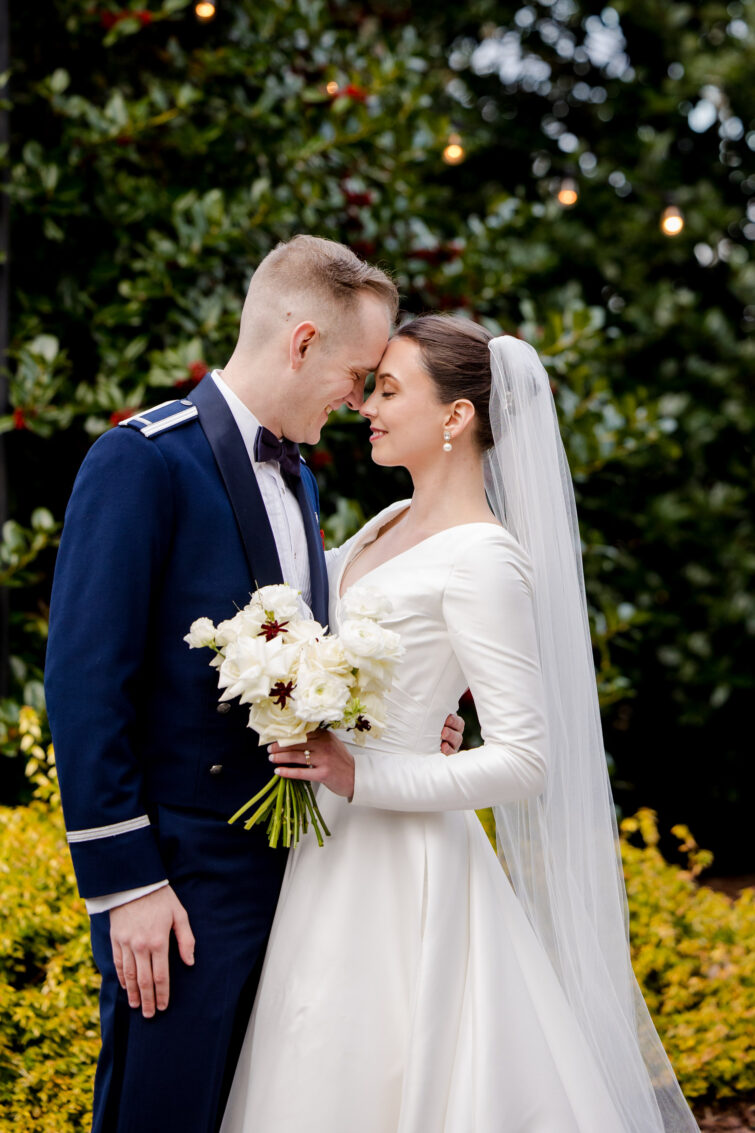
[290, 321, 318, 369]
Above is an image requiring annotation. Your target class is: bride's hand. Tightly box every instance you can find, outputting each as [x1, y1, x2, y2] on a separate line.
[268, 731, 355, 800]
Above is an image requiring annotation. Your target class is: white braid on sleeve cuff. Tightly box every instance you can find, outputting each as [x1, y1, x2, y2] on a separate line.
[66, 815, 150, 844]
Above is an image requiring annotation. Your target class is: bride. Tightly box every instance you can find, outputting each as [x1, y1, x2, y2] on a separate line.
[220, 315, 699, 1132]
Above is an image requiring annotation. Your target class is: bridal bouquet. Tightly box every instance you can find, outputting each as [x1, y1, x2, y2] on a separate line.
[184, 584, 403, 848]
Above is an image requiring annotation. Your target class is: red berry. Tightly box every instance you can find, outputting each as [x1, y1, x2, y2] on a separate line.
[188, 360, 208, 384]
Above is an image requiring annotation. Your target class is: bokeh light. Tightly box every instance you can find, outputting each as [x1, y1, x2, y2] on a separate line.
[661, 205, 684, 236]
[442, 134, 466, 165]
[557, 177, 579, 207]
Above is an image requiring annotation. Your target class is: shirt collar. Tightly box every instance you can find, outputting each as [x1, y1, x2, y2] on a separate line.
[211, 369, 264, 468]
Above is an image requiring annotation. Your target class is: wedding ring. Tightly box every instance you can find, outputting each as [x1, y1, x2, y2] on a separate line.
[304, 749, 311, 766]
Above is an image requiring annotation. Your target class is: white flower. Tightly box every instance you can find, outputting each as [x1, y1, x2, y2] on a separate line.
[217, 637, 277, 705]
[246, 584, 302, 622]
[214, 615, 245, 648]
[284, 618, 325, 646]
[294, 663, 351, 724]
[233, 607, 268, 637]
[340, 586, 393, 622]
[247, 697, 311, 746]
[265, 640, 304, 684]
[340, 617, 404, 683]
[302, 635, 352, 680]
[183, 617, 217, 649]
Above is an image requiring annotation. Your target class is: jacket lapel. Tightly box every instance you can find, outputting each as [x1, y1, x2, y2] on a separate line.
[189, 375, 284, 589]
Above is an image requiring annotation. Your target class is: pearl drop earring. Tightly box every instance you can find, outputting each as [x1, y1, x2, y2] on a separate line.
[443, 430, 453, 453]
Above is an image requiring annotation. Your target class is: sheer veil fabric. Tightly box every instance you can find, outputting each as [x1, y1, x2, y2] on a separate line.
[484, 336, 698, 1132]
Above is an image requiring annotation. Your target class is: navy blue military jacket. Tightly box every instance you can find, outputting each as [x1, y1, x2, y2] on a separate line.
[45, 375, 328, 899]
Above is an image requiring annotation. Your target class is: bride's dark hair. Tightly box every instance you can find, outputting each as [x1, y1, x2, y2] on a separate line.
[394, 315, 494, 450]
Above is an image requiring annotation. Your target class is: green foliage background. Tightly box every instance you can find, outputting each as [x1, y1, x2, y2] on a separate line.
[4, 0, 751, 860]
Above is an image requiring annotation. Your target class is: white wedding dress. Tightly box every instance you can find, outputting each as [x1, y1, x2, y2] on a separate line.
[221, 500, 632, 1133]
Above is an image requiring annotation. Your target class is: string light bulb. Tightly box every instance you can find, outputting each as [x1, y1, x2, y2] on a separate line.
[660, 204, 684, 236]
[557, 177, 579, 207]
[195, 1, 216, 21]
[326, 81, 339, 96]
[442, 133, 466, 165]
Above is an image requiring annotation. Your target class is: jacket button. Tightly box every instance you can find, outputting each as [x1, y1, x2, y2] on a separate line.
[209, 764, 223, 775]
[217, 702, 231, 714]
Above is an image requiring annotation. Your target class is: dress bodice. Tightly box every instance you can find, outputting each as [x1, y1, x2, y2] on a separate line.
[325, 501, 548, 811]
[328, 502, 476, 755]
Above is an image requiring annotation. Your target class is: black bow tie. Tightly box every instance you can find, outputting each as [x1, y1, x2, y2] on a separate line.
[253, 425, 301, 486]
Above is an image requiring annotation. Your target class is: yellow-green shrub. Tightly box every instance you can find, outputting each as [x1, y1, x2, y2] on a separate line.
[621, 808, 755, 1099]
[0, 715, 752, 1129]
[0, 801, 99, 1132]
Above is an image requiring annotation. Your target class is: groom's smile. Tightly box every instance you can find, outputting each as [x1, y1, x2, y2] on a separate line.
[286, 291, 391, 445]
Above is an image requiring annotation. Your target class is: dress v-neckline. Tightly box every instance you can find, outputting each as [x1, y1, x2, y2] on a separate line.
[336, 501, 505, 602]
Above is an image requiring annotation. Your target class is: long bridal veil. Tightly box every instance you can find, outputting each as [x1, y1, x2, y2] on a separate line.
[484, 336, 698, 1132]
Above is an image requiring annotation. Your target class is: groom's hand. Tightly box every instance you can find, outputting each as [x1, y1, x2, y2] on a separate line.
[441, 712, 464, 755]
[110, 886, 195, 1019]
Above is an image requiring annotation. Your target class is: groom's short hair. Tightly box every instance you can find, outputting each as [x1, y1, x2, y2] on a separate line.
[240, 235, 399, 345]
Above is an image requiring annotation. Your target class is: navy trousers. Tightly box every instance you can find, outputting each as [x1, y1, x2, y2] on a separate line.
[89, 806, 288, 1133]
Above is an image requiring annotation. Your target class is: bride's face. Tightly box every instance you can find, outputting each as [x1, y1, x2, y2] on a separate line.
[361, 337, 449, 470]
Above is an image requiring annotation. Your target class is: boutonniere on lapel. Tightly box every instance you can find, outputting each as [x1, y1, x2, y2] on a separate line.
[184, 583, 403, 848]
[320, 528, 326, 550]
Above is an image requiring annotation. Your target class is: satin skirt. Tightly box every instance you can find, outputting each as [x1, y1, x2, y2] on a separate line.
[220, 770, 627, 1133]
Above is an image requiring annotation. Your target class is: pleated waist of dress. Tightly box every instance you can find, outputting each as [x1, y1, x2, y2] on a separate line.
[338, 730, 442, 758]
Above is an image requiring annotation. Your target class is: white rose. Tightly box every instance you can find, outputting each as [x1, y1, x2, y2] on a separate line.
[247, 584, 302, 622]
[302, 636, 352, 679]
[294, 664, 351, 724]
[340, 618, 404, 683]
[340, 586, 393, 622]
[265, 640, 303, 684]
[183, 617, 217, 649]
[217, 637, 277, 705]
[247, 697, 311, 746]
[214, 614, 246, 648]
[284, 618, 325, 646]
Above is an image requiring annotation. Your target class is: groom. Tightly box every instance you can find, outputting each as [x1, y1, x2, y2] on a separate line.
[45, 235, 463, 1133]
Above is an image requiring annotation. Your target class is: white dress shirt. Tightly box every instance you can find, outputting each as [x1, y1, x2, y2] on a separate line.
[210, 370, 312, 608]
[85, 373, 313, 915]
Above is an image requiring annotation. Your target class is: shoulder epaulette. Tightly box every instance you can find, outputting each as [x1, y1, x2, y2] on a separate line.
[119, 399, 198, 438]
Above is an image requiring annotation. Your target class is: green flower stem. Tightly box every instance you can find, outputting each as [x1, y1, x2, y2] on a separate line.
[299, 782, 327, 847]
[242, 787, 279, 832]
[269, 775, 286, 847]
[283, 779, 292, 848]
[301, 786, 323, 847]
[228, 774, 279, 826]
[307, 781, 331, 838]
[238, 780, 279, 831]
[228, 773, 330, 848]
[291, 781, 300, 846]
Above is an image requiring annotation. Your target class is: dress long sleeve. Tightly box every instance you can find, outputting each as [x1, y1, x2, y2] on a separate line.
[351, 532, 548, 811]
